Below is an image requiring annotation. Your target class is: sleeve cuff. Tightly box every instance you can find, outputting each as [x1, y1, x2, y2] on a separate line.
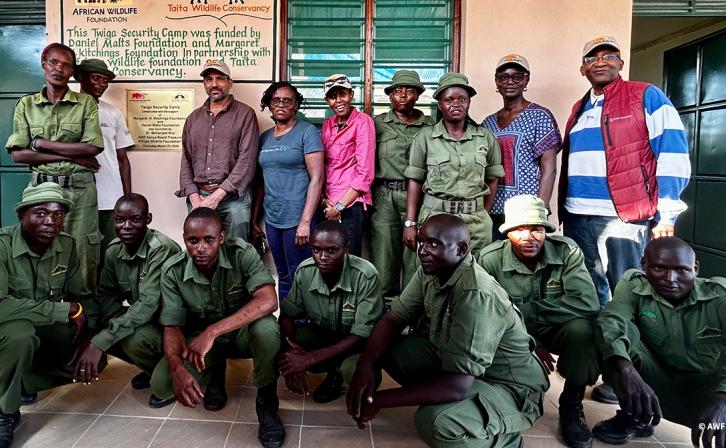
[52, 302, 72, 325]
[404, 166, 426, 182]
[602, 341, 631, 363]
[280, 301, 304, 320]
[159, 310, 186, 327]
[220, 180, 242, 197]
[656, 211, 678, 226]
[440, 352, 484, 378]
[351, 324, 374, 338]
[350, 178, 372, 193]
[175, 185, 198, 198]
[485, 164, 505, 178]
[91, 330, 115, 352]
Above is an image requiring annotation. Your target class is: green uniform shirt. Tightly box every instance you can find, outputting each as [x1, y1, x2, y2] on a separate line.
[404, 121, 504, 199]
[374, 109, 434, 180]
[0, 225, 88, 326]
[281, 254, 383, 338]
[391, 253, 547, 390]
[478, 235, 600, 338]
[5, 88, 104, 175]
[596, 269, 726, 392]
[92, 229, 181, 352]
[160, 238, 275, 338]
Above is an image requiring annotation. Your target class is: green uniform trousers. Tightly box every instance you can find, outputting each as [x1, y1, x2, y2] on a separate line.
[97, 209, 116, 281]
[382, 335, 537, 448]
[370, 186, 417, 304]
[418, 205, 492, 256]
[604, 338, 718, 428]
[150, 316, 280, 399]
[190, 189, 251, 242]
[0, 321, 85, 413]
[106, 323, 164, 376]
[536, 318, 600, 386]
[292, 323, 361, 384]
[31, 172, 100, 294]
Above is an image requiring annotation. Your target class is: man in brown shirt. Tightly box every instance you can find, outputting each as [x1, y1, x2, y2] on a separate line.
[176, 60, 259, 242]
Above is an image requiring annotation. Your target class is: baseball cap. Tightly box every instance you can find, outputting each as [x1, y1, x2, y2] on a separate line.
[495, 54, 530, 73]
[200, 59, 231, 78]
[582, 36, 621, 57]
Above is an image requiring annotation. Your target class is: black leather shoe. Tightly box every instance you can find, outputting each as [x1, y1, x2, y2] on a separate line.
[131, 372, 151, 390]
[20, 393, 38, 406]
[312, 371, 343, 404]
[203, 383, 228, 411]
[0, 411, 20, 448]
[148, 394, 175, 409]
[592, 410, 654, 445]
[256, 384, 285, 448]
[591, 383, 619, 404]
[560, 401, 593, 448]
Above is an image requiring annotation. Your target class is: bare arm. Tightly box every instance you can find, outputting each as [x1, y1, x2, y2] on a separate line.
[403, 179, 424, 251]
[538, 147, 557, 207]
[297, 152, 324, 244]
[11, 149, 72, 165]
[164, 326, 204, 407]
[117, 146, 132, 194]
[35, 138, 102, 157]
[483, 177, 499, 212]
[250, 169, 265, 238]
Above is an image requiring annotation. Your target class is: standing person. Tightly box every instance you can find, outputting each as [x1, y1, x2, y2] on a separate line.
[0, 184, 94, 448]
[347, 214, 549, 447]
[320, 74, 375, 257]
[251, 82, 324, 301]
[593, 238, 726, 446]
[150, 207, 284, 448]
[177, 59, 259, 242]
[482, 54, 561, 241]
[371, 70, 434, 306]
[403, 73, 504, 255]
[74, 59, 134, 275]
[5, 43, 105, 295]
[478, 195, 601, 448]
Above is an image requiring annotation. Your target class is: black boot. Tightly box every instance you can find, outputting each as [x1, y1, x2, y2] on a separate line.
[312, 370, 343, 404]
[131, 372, 151, 390]
[204, 364, 228, 411]
[559, 381, 593, 448]
[0, 411, 20, 448]
[256, 384, 285, 448]
[19, 393, 37, 406]
[591, 383, 619, 404]
[592, 410, 654, 444]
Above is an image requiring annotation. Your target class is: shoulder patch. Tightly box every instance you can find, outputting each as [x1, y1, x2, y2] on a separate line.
[348, 256, 378, 280]
[162, 251, 187, 272]
[478, 240, 506, 259]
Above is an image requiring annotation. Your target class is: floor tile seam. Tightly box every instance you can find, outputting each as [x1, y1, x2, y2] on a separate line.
[70, 381, 131, 448]
[368, 422, 375, 448]
[222, 422, 235, 448]
[145, 415, 169, 448]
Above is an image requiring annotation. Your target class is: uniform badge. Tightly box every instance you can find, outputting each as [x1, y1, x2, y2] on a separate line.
[639, 309, 657, 325]
[696, 326, 722, 339]
[545, 278, 561, 289]
[342, 301, 356, 314]
[227, 284, 244, 295]
[50, 264, 68, 277]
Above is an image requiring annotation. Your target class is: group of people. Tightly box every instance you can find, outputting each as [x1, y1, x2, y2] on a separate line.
[0, 33, 722, 448]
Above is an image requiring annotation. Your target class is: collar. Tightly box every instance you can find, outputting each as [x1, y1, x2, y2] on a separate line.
[203, 94, 235, 113]
[430, 120, 485, 142]
[117, 230, 152, 261]
[182, 244, 233, 284]
[436, 253, 475, 289]
[631, 275, 720, 309]
[33, 87, 80, 105]
[308, 254, 353, 295]
[501, 239, 563, 274]
[382, 109, 429, 126]
[589, 90, 604, 105]
[11, 225, 64, 259]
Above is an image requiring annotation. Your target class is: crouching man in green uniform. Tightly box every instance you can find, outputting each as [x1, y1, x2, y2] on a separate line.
[347, 214, 549, 447]
[150, 207, 285, 448]
[478, 195, 601, 448]
[278, 220, 383, 403]
[0, 183, 95, 448]
[593, 237, 726, 446]
[72, 193, 180, 408]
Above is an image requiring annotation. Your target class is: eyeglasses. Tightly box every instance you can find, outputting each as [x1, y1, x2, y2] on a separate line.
[270, 98, 296, 107]
[582, 53, 620, 65]
[441, 97, 469, 106]
[45, 58, 73, 71]
[495, 73, 526, 84]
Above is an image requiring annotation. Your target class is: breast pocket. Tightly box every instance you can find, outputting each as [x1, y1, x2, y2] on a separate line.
[426, 153, 451, 190]
[376, 131, 399, 160]
[59, 123, 82, 142]
[695, 335, 722, 372]
[473, 147, 488, 187]
[30, 126, 45, 139]
[8, 275, 33, 299]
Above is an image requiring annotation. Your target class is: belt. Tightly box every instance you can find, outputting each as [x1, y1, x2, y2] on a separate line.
[32, 171, 95, 188]
[197, 180, 223, 193]
[422, 194, 484, 214]
[378, 179, 407, 191]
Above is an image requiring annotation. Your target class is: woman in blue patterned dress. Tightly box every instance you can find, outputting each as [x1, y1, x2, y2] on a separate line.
[482, 54, 562, 240]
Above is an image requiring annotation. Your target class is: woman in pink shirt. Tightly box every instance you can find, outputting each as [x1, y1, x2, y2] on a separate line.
[320, 74, 375, 256]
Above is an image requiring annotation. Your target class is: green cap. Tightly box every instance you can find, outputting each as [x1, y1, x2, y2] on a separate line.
[499, 194, 555, 235]
[15, 183, 74, 212]
[74, 58, 116, 81]
[384, 70, 425, 95]
[432, 72, 477, 100]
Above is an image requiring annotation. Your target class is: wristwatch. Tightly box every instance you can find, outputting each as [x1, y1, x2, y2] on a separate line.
[335, 202, 345, 212]
[404, 219, 417, 228]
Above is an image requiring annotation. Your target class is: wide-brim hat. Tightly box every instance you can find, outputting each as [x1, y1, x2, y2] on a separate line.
[582, 35, 621, 57]
[432, 72, 477, 99]
[499, 194, 556, 235]
[15, 182, 74, 212]
[74, 58, 116, 81]
[384, 70, 425, 95]
[495, 54, 530, 73]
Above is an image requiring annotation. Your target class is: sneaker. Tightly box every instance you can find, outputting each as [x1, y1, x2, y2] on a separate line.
[0, 411, 20, 448]
[592, 410, 655, 445]
[256, 385, 285, 448]
[312, 371, 343, 404]
[591, 383, 619, 404]
[131, 372, 151, 390]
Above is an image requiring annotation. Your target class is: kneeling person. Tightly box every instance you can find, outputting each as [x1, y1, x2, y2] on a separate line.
[150, 207, 284, 448]
[478, 195, 601, 448]
[594, 237, 726, 446]
[347, 214, 549, 447]
[73, 193, 180, 408]
[279, 220, 383, 403]
[0, 184, 94, 448]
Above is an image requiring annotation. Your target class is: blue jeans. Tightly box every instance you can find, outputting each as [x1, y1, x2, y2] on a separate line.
[266, 221, 314, 301]
[340, 202, 367, 257]
[563, 212, 650, 306]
